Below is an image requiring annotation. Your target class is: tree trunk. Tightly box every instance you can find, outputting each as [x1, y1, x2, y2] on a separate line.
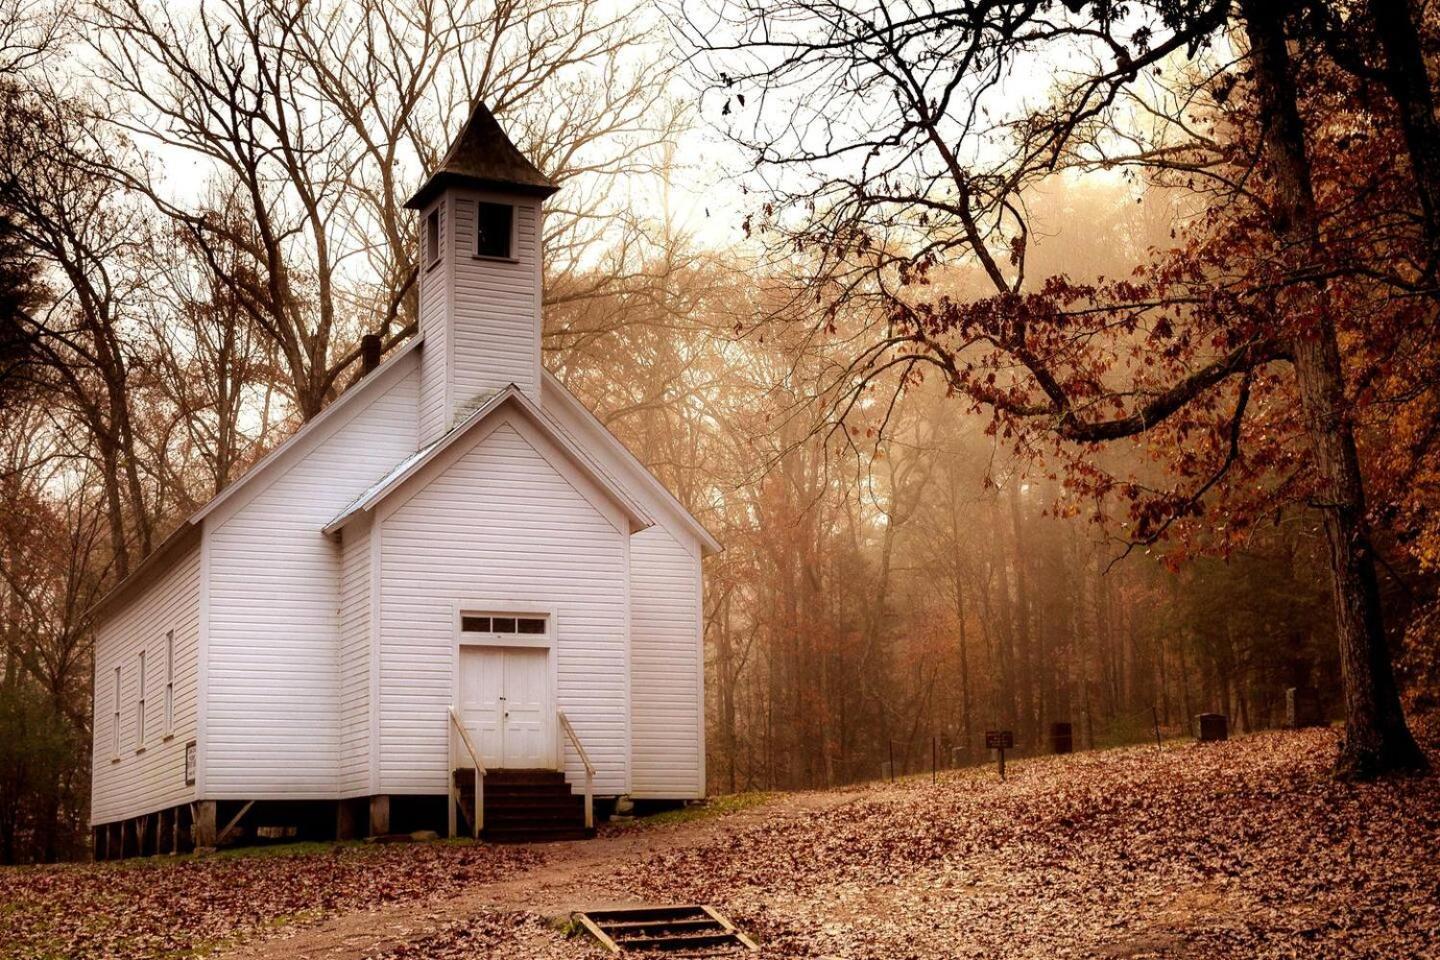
[718, 593, 738, 794]
[1242, 0, 1426, 777]
[1369, 0, 1440, 263]
[1157, 609, 1171, 725]
[99, 443, 130, 578]
[953, 559, 974, 761]
[1006, 482, 1032, 738]
[992, 535, 1018, 731]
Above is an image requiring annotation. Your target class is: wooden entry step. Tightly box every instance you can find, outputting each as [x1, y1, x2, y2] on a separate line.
[455, 768, 595, 843]
[574, 905, 758, 955]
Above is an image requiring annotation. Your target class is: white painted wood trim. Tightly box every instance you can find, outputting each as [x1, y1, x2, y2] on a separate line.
[368, 514, 383, 796]
[622, 526, 633, 796]
[443, 192, 456, 433]
[548, 616, 560, 771]
[531, 198, 543, 402]
[695, 553, 706, 796]
[454, 602, 559, 622]
[196, 525, 210, 798]
[456, 635, 556, 651]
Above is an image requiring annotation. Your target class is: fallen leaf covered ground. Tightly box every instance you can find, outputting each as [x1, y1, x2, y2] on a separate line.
[373, 725, 1440, 960]
[3, 725, 1438, 960]
[0, 839, 542, 959]
[609, 725, 1440, 958]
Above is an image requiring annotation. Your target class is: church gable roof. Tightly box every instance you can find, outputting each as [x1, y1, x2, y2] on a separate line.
[540, 371, 723, 556]
[322, 384, 652, 536]
[404, 101, 558, 209]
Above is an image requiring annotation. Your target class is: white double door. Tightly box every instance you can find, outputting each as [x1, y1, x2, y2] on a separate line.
[458, 646, 554, 769]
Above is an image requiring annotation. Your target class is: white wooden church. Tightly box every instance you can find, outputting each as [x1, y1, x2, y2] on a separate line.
[88, 103, 718, 854]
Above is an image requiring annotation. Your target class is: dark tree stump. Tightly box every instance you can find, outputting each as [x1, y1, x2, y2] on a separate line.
[1196, 713, 1228, 742]
[1287, 687, 1325, 728]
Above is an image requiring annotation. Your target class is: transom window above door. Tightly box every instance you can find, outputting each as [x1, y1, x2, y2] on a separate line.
[461, 614, 547, 635]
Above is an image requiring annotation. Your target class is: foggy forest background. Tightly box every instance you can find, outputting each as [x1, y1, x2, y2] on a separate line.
[2, 0, 1439, 862]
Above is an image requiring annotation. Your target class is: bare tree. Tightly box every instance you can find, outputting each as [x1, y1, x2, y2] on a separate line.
[85, 0, 684, 420]
[1238, 0, 1422, 775]
[0, 85, 158, 573]
[682, 0, 1426, 775]
[139, 206, 286, 499]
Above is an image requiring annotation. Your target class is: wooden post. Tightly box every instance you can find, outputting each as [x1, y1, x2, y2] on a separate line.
[172, 806, 180, 854]
[369, 795, 391, 837]
[986, 731, 1014, 780]
[888, 740, 895, 783]
[475, 768, 485, 836]
[194, 800, 218, 848]
[338, 800, 361, 841]
[931, 737, 937, 784]
[1152, 706, 1163, 749]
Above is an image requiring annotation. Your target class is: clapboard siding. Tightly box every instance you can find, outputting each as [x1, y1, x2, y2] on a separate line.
[629, 526, 704, 797]
[91, 541, 200, 824]
[540, 378, 708, 798]
[418, 199, 451, 444]
[205, 363, 418, 799]
[91, 145, 714, 825]
[377, 413, 630, 795]
[337, 516, 372, 796]
[450, 194, 542, 405]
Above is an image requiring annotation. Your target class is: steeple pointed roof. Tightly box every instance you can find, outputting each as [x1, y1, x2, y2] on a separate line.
[404, 100, 559, 209]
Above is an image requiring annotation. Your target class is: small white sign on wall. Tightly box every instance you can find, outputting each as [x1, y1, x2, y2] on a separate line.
[184, 740, 196, 786]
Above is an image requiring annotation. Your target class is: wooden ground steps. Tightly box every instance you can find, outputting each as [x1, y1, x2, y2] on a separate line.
[574, 905, 758, 955]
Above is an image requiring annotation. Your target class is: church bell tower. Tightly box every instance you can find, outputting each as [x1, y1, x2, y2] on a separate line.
[404, 102, 559, 444]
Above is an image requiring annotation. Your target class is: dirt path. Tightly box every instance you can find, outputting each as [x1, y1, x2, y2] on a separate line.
[219, 790, 858, 960]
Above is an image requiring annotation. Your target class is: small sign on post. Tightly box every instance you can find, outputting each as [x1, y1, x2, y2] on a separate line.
[985, 730, 1014, 780]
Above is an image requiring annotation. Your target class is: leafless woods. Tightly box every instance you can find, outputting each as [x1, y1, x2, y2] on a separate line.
[2, 0, 1440, 860]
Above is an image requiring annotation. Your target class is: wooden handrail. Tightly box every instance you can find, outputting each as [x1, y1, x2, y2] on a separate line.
[448, 707, 486, 773]
[557, 710, 595, 829]
[448, 707, 486, 837]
